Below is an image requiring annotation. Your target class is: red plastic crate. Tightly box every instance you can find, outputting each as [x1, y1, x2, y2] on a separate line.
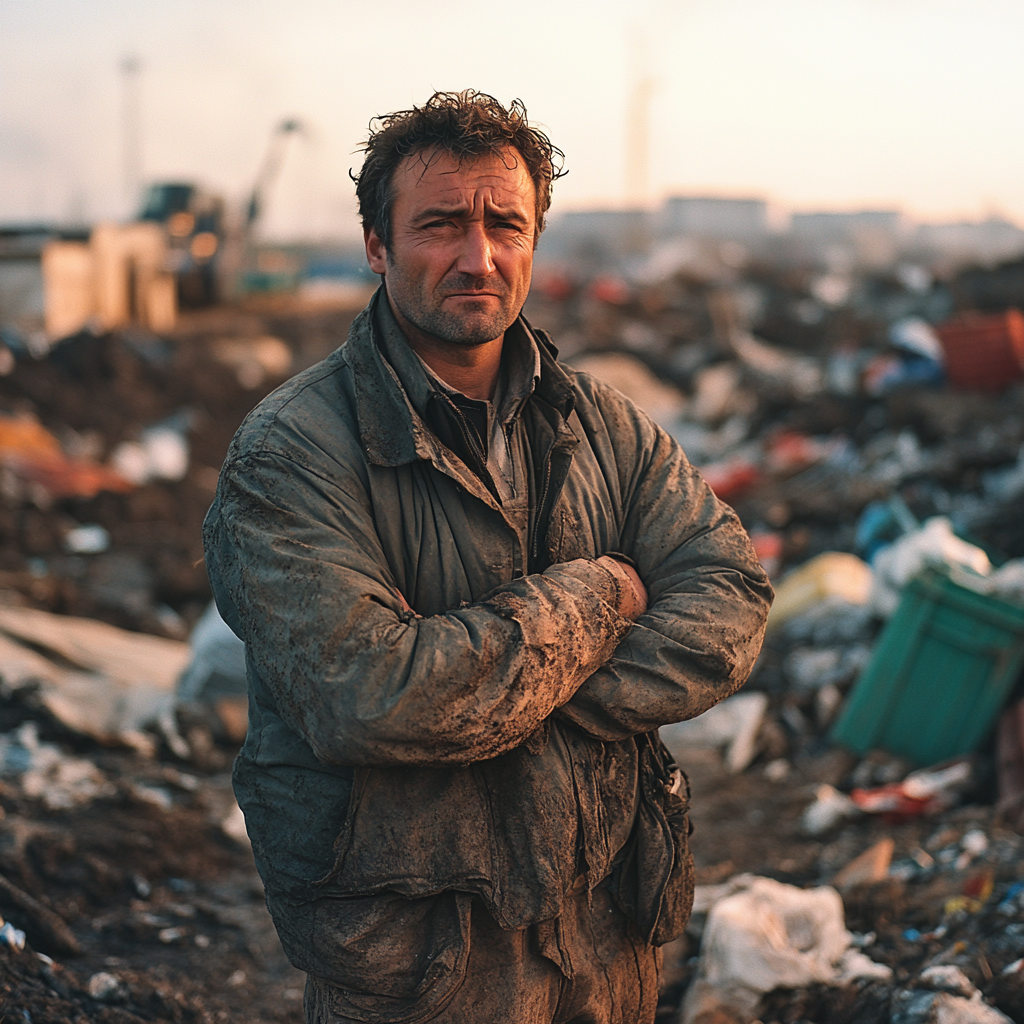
[936, 309, 1024, 392]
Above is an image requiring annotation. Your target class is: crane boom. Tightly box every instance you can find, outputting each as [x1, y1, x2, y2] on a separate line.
[245, 119, 304, 232]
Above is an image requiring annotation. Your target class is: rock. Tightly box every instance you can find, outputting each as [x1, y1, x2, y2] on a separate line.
[0, 920, 26, 951]
[985, 962, 1024, 1022]
[919, 966, 978, 998]
[0, 605, 187, 744]
[88, 971, 127, 1003]
[7, 727, 116, 810]
[892, 988, 1014, 1024]
[831, 837, 895, 890]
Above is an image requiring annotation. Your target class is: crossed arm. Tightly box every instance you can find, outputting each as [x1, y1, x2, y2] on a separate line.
[395, 554, 648, 623]
[205, 398, 771, 769]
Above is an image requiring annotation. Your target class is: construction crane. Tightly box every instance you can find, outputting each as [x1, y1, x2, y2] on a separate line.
[133, 118, 305, 304]
[244, 118, 304, 236]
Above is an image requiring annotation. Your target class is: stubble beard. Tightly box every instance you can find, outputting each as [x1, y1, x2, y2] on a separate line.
[401, 300, 516, 347]
[388, 266, 520, 347]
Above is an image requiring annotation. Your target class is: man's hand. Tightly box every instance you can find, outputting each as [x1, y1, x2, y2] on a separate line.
[596, 556, 648, 620]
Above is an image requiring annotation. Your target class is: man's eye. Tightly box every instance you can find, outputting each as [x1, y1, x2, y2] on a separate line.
[423, 219, 453, 229]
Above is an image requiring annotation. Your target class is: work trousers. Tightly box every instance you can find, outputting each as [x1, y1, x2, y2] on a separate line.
[303, 882, 661, 1024]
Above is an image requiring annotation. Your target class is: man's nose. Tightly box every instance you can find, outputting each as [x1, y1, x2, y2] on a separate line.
[456, 224, 496, 279]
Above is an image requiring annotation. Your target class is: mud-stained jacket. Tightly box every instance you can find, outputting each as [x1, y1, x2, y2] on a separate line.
[203, 289, 772, 971]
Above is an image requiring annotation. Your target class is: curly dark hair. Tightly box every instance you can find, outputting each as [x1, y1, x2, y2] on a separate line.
[353, 90, 566, 249]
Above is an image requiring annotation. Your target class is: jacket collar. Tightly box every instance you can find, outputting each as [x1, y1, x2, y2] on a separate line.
[346, 286, 575, 470]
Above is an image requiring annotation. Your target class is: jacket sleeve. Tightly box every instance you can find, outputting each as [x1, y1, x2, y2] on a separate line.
[557, 388, 773, 742]
[204, 449, 634, 768]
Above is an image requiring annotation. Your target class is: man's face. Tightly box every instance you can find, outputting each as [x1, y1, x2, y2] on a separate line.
[364, 147, 537, 347]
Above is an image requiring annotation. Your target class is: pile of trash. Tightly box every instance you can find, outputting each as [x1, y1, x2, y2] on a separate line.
[0, 302, 359, 637]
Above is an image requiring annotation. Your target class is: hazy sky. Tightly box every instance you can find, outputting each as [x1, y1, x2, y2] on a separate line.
[2, 0, 1023, 240]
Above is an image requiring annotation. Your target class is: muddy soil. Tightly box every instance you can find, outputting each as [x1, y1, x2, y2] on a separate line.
[0, 746, 305, 1022]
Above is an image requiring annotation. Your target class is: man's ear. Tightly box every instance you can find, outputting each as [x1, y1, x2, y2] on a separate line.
[364, 226, 388, 275]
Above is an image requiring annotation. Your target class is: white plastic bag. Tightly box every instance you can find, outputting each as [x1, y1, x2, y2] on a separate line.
[679, 876, 891, 1024]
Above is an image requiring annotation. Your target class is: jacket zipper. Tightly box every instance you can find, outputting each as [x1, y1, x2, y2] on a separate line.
[531, 451, 553, 568]
[503, 421, 517, 499]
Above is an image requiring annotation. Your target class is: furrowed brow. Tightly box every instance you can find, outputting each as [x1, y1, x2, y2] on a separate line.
[489, 205, 530, 226]
[412, 205, 469, 224]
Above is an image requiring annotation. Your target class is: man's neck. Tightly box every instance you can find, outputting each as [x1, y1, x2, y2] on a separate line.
[386, 291, 503, 402]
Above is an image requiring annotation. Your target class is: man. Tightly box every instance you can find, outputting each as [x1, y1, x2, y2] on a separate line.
[204, 90, 772, 1024]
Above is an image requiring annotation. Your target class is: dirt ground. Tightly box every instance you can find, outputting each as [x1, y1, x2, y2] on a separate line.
[0, 300, 354, 1022]
[0, 745, 303, 1023]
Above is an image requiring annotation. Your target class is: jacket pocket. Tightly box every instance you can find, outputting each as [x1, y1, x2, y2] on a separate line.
[651, 748, 695, 946]
[610, 733, 695, 946]
[303, 890, 472, 1024]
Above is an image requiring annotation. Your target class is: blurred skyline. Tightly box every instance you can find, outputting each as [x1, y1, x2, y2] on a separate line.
[2, 0, 1023, 242]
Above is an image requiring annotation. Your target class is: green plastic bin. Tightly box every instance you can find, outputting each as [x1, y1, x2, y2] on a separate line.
[831, 568, 1024, 766]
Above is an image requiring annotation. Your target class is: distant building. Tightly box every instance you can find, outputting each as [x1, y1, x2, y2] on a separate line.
[538, 208, 650, 265]
[914, 217, 1024, 267]
[0, 221, 177, 344]
[789, 210, 907, 269]
[791, 210, 905, 242]
[539, 198, 772, 271]
[789, 210, 1024, 269]
[0, 225, 87, 343]
[661, 196, 768, 240]
[555, 209, 649, 243]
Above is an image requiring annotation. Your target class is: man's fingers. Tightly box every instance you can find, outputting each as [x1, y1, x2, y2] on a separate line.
[596, 556, 648, 620]
[618, 562, 648, 614]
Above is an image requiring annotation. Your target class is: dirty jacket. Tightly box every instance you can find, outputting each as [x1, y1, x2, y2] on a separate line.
[203, 290, 772, 961]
